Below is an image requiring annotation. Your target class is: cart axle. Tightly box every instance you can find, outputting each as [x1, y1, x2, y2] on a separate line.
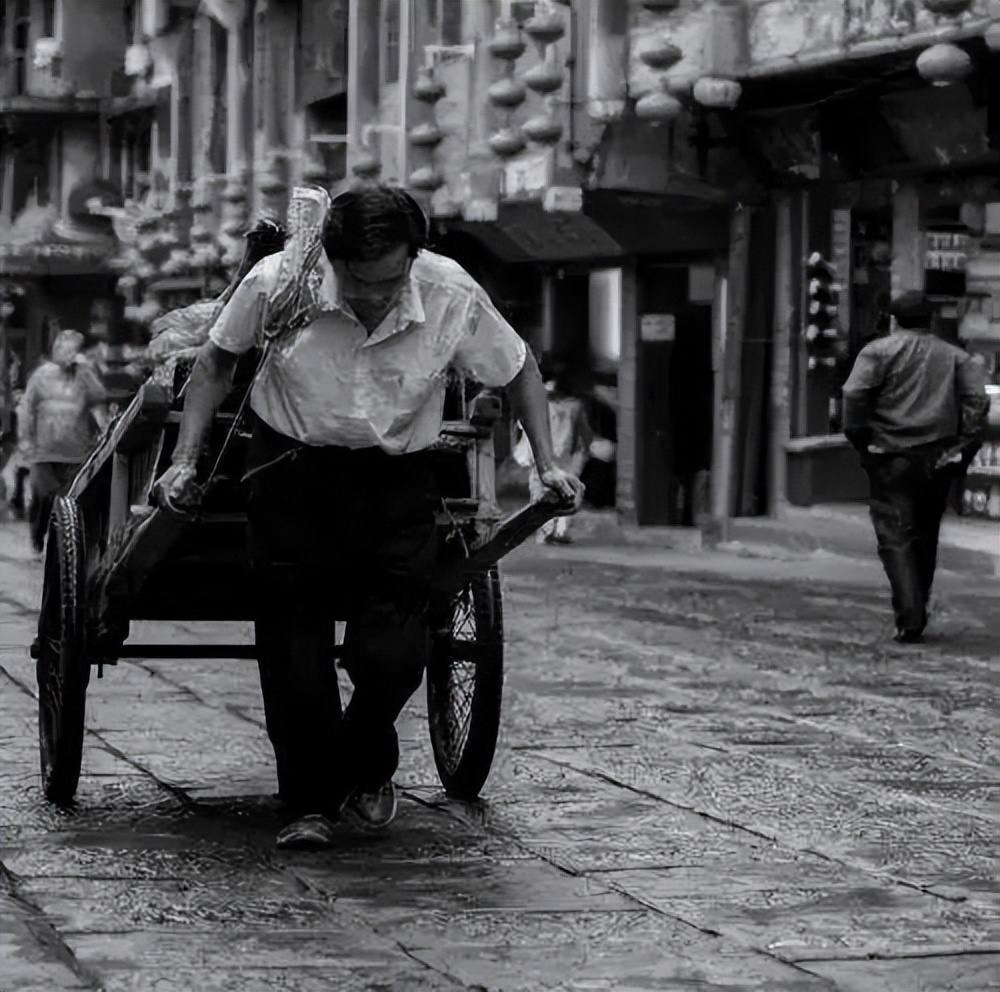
[115, 644, 259, 659]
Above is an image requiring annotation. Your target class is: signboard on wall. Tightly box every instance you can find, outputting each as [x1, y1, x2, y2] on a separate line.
[502, 152, 552, 198]
[640, 313, 675, 342]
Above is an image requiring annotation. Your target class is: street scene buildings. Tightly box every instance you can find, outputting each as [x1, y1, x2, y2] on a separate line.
[0, 1, 998, 990]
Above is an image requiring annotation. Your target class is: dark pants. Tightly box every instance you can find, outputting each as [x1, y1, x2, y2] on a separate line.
[865, 453, 953, 635]
[29, 462, 80, 553]
[245, 416, 439, 819]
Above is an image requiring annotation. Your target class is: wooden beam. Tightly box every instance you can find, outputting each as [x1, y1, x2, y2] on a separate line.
[711, 206, 751, 524]
[768, 193, 793, 518]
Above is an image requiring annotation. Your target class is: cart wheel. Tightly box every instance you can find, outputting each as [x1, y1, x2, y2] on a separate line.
[36, 495, 90, 805]
[427, 565, 503, 800]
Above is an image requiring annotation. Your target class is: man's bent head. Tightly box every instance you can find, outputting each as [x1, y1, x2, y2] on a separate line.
[322, 184, 428, 265]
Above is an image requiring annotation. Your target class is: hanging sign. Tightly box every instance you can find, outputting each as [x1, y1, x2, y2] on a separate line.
[640, 313, 675, 342]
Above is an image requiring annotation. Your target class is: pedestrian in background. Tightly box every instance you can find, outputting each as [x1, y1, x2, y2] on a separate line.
[842, 291, 989, 643]
[17, 330, 108, 556]
[514, 359, 592, 544]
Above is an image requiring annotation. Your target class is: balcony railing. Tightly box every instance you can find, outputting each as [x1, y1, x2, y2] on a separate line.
[746, 0, 991, 76]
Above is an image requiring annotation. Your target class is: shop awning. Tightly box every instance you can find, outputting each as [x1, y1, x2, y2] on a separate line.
[439, 201, 625, 265]
[584, 189, 730, 256]
[0, 242, 114, 277]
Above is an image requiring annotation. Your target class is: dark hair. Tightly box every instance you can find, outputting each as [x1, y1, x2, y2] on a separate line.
[887, 290, 933, 330]
[244, 217, 287, 261]
[216, 218, 287, 307]
[322, 184, 428, 262]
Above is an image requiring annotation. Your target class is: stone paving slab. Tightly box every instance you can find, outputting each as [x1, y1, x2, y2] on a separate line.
[803, 951, 1000, 992]
[3, 522, 998, 991]
[0, 889, 94, 992]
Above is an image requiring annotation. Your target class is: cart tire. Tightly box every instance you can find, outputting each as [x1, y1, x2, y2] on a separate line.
[427, 565, 504, 800]
[36, 495, 90, 805]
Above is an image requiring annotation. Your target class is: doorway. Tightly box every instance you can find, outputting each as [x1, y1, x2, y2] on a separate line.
[638, 263, 714, 526]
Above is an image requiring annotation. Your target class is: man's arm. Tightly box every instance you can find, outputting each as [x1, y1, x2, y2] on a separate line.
[841, 347, 881, 455]
[152, 342, 239, 510]
[173, 342, 240, 465]
[955, 355, 990, 466]
[152, 259, 273, 509]
[505, 350, 584, 507]
[16, 375, 38, 458]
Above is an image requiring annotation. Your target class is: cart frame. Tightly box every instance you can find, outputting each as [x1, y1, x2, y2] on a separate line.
[32, 370, 567, 805]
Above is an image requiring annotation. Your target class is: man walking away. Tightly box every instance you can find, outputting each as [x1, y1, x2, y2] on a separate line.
[17, 330, 108, 556]
[842, 291, 989, 643]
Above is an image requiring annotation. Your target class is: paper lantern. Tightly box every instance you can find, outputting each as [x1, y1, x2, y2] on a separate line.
[489, 128, 527, 157]
[413, 67, 446, 103]
[640, 37, 683, 71]
[488, 20, 526, 61]
[351, 153, 382, 179]
[635, 90, 683, 121]
[522, 115, 563, 144]
[524, 11, 565, 45]
[693, 76, 742, 109]
[409, 122, 444, 147]
[524, 62, 564, 94]
[916, 42, 972, 85]
[408, 167, 443, 191]
[488, 76, 527, 109]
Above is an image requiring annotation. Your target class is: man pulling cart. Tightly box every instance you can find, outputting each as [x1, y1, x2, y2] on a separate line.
[34, 184, 582, 851]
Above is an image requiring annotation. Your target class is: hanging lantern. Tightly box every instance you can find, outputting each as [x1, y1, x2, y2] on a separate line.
[524, 11, 565, 46]
[409, 122, 444, 147]
[635, 89, 683, 122]
[666, 73, 698, 99]
[916, 42, 972, 85]
[489, 128, 527, 158]
[693, 76, 742, 109]
[408, 166, 443, 191]
[302, 158, 329, 184]
[986, 21, 1000, 52]
[524, 61, 564, 94]
[488, 76, 528, 109]
[921, 0, 972, 13]
[258, 165, 287, 197]
[488, 19, 526, 60]
[413, 66, 446, 103]
[522, 114, 563, 144]
[639, 36, 683, 71]
[189, 223, 213, 247]
[352, 153, 382, 179]
[220, 179, 248, 204]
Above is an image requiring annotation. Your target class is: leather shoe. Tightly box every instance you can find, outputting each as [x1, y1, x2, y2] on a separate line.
[345, 781, 397, 829]
[276, 813, 337, 850]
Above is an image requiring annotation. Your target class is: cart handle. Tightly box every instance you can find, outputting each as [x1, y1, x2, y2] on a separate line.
[433, 491, 574, 596]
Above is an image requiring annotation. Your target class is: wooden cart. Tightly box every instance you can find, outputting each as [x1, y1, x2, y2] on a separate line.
[31, 363, 567, 806]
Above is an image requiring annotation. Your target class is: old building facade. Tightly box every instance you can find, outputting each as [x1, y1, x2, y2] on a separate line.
[2, 0, 997, 519]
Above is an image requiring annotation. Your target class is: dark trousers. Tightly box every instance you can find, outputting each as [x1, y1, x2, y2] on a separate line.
[29, 462, 80, 552]
[246, 416, 439, 818]
[865, 454, 953, 635]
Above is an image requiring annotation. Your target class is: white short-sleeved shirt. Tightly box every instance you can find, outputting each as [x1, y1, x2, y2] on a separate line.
[209, 248, 526, 452]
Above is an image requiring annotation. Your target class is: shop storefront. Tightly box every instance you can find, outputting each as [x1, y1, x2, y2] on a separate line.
[737, 36, 998, 515]
[584, 189, 731, 526]
[431, 202, 625, 474]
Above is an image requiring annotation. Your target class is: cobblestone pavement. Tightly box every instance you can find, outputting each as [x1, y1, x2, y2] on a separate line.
[1, 519, 998, 992]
